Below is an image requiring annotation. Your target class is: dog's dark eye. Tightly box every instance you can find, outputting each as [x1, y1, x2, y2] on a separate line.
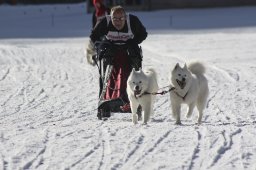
[139, 81, 142, 84]
[178, 74, 181, 76]
[133, 82, 135, 84]
[184, 75, 186, 77]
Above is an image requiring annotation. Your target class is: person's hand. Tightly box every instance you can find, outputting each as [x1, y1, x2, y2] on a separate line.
[98, 45, 114, 60]
[101, 36, 113, 44]
[101, 35, 108, 41]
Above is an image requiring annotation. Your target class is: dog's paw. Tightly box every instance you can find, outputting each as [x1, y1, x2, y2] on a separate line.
[142, 122, 147, 125]
[175, 120, 182, 125]
[196, 120, 202, 125]
[132, 119, 138, 125]
[132, 113, 138, 124]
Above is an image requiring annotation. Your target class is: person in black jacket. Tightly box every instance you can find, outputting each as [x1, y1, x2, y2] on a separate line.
[89, 5, 148, 117]
[90, 5, 147, 70]
[86, 0, 110, 66]
[92, 0, 110, 28]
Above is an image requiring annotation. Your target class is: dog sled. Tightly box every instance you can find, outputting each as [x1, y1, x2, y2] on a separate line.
[92, 39, 143, 120]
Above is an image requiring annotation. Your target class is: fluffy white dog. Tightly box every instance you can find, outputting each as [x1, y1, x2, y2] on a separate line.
[85, 40, 96, 66]
[127, 68, 158, 125]
[170, 62, 209, 124]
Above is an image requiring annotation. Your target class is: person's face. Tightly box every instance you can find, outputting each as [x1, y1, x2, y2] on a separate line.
[111, 11, 126, 30]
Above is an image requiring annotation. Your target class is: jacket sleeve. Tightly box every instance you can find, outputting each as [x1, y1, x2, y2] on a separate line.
[130, 15, 147, 44]
[92, 10, 97, 28]
[89, 18, 108, 43]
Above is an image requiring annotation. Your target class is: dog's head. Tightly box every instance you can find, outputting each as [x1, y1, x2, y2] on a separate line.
[171, 63, 192, 89]
[127, 68, 149, 97]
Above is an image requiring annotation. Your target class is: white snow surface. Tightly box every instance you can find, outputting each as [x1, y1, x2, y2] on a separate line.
[1, 2, 256, 170]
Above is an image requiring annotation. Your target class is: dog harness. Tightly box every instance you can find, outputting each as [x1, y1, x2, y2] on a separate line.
[135, 86, 188, 101]
[174, 90, 188, 101]
[135, 86, 176, 98]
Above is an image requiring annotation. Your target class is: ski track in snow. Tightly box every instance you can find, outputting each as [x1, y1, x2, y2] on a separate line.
[1, 36, 256, 170]
[1, 4, 256, 170]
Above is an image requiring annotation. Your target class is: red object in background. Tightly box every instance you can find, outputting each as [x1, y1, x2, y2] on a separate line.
[93, 0, 107, 17]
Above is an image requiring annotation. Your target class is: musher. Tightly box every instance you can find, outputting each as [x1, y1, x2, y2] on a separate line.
[89, 5, 147, 119]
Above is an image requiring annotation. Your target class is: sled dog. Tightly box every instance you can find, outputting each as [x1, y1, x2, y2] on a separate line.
[127, 68, 158, 124]
[170, 62, 209, 124]
[85, 40, 96, 66]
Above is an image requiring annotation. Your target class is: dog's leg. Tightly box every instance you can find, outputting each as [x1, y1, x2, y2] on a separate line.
[172, 102, 181, 125]
[196, 98, 207, 124]
[137, 105, 142, 121]
[142, 102, 152, 125]
[196, 105, 204, 124]
[132, 113, 138, 124]
[197, 111, 203, 124]
[85, 40, 96, 66]
[131, 103, 139, 124]
[186, 102, 195, 119]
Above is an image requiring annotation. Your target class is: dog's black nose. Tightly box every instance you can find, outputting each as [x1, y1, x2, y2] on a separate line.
[135, 85, 139, 90]
[182, 78, 186, 81]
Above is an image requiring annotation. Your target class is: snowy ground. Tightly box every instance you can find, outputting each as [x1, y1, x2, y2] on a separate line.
[0, 3, 256, 170]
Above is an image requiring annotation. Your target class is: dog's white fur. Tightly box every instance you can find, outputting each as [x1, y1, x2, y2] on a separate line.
[127, 68, 158, 124]
[85, 40, 96, 66]
[170, 62, 209, 124]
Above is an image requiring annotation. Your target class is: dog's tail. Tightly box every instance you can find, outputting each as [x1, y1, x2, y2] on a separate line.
[188, 62, 206, 75]
[146, 68, 157, 78]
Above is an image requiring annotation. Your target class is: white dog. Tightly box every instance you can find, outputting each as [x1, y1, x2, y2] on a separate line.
[170, 62, 209, 124]
[127, 68, 158, 125]
[85, 40, 96, 66]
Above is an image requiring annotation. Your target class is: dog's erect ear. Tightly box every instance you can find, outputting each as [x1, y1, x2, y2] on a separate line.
[183, 64, 188, 69]
[174, 63, 180, 70]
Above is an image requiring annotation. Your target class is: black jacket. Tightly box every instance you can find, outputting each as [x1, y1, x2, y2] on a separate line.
[90, 14, 147, 45]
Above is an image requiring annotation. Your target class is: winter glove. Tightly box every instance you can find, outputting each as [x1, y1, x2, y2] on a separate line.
[130, 56, 142, 70]
[97, 40, 114, 60]
[127, 44, 142, 70]
[127, 44, 141, 58]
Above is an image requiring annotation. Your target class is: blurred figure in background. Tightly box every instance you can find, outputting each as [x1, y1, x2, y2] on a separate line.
[92, 0, 110, 28]
[86, 0, 110, 66]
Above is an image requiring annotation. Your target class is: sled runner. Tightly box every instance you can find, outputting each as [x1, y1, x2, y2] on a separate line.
[93, 40, 142, 120]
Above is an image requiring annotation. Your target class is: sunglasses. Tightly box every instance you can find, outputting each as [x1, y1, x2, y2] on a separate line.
[111, 16, 125, 21]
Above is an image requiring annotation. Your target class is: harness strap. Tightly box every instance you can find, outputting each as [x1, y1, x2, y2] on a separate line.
[146, 87, 176, 95]
[174, 91, 188, 100]
[136, 86, 188, 101]
[135, 87, 175, 98]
